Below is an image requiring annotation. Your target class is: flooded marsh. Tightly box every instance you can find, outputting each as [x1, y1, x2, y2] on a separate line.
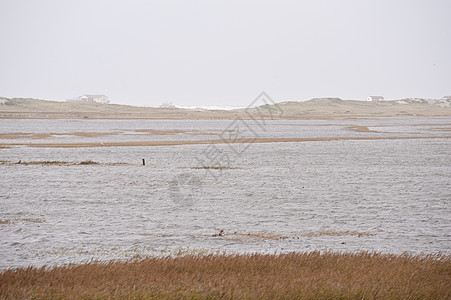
[0, 117, 450, 270]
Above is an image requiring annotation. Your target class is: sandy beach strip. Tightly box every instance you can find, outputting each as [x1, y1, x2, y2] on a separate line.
[1, 135, 450, 148]
[0, 129, 218, 140]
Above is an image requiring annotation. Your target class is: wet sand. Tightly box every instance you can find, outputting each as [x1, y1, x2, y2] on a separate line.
[1, 135, 450, 148]
[0, 129, 217, 140]
[343, 125, 389, 133]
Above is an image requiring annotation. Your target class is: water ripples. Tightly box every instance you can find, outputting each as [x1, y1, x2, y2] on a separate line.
[0, 118, 450, 269]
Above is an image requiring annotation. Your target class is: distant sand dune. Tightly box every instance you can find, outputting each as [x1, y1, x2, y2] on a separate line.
[1, 97, 450, 119]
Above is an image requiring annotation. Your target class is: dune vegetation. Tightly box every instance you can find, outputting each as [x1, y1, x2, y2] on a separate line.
[0, 252, 449, 299]
[1, 97, 450, 119]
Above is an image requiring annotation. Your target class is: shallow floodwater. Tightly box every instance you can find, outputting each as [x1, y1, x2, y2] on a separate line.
[0, 117, 450, 270]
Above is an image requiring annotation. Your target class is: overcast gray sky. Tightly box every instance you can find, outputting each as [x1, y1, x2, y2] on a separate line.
[0, 0, 450, 106]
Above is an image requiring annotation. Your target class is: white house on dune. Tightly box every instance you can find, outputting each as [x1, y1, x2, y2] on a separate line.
[367, 96, 384, 101]
[78, 95, 109, 104]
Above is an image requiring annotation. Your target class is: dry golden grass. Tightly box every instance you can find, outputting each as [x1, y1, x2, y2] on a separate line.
[0, 252, 449, 299]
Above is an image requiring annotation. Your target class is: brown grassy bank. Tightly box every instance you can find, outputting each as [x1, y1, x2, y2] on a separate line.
[0, 160, 131, 166]
[1, 252, 450, 299]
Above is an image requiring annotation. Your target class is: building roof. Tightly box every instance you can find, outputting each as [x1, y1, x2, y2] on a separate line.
[80, 95, 107, 98]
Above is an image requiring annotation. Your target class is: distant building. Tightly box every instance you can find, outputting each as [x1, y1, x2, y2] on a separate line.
[367, 96, 384, 101]
[67, 95, 109, 104]
[79, 95, 109, 104]
[160, 102, 175, 109]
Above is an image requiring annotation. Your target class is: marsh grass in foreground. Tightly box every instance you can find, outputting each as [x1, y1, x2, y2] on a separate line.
[0, 252, 449, 299]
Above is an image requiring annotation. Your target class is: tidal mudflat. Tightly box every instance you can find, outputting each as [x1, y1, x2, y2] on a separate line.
[0, 117, 450, 271]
